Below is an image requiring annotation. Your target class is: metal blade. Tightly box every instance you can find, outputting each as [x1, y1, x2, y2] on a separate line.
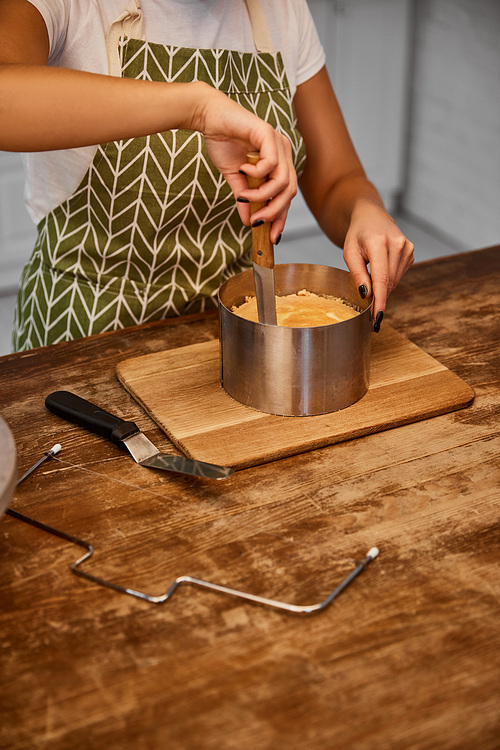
[253, 263, 277, 325]
[123, 432, 159, 463]
[141, 454, 234, 480]
[123, 432, 234, 479]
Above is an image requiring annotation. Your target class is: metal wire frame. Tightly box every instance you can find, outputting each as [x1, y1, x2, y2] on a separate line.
[6, 446, 379, 615]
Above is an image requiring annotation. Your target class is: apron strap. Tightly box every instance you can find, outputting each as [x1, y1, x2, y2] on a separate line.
[244, 0, 275, 54]
[106, 0, 274, 77]
[106, 0, 145, 77]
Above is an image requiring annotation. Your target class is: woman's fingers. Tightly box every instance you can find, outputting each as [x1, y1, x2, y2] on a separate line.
[199, 88, 296, 243]
[235, 131, 296, 244]
[344, 217, 415, 325]
[239, 135, 296, 208]
[343, 239, 373, 303]
[226, 166, 291, 245]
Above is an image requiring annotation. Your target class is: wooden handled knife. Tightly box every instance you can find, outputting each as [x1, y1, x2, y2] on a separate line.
[246, 151, 277, 326]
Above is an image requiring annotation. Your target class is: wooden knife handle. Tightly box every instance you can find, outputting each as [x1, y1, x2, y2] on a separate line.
[246, 151, 274, 269]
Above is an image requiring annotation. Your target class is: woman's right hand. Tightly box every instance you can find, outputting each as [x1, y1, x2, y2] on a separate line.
[192, 83, 297, 244]
[0, 3, 296, 244]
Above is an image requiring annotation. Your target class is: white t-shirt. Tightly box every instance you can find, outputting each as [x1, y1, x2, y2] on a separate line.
[24, 0, 325, 224]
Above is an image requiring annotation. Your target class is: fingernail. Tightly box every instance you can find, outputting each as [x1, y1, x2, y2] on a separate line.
[237, 196, 249, 203]
[252, 219, 265, 227]
[373, 310, 384, 333]
[358, 284, 368, 299]
[275, 233, 282, 245]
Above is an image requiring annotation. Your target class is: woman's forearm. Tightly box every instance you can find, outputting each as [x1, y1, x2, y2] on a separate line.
[295, 68, 414, 314]
[0, 63, 206, 151]
[307, 172, 387, 249]
[0, 62, 297, 238]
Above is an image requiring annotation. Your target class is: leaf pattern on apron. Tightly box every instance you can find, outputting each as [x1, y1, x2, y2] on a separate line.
[13, 16, 305, 350]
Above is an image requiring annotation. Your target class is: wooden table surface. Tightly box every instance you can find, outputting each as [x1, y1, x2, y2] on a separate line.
[0, 246, 499, 750]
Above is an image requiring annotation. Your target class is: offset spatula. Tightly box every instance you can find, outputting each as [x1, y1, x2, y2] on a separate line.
[45, 391, 234, 480]
[246, 151, 277, 326]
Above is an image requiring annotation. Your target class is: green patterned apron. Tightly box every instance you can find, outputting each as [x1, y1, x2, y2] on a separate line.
[13, 0, 305, 351]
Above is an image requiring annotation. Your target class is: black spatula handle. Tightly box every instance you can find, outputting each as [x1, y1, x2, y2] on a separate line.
[45, 390, 139, 443]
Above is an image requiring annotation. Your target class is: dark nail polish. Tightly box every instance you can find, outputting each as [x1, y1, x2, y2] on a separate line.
[237, 196, 249, 203]
[373, 310, 384, 333]
[358, 284, 368, 299]
[275, 233, 282, 245]
[252, 219, 265, 227]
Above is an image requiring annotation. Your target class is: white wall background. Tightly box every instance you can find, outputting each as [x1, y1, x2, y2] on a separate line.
[0, 152, 37, 292]
[401, 0, 500, 248]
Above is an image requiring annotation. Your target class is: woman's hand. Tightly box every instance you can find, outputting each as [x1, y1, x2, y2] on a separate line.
[192, 83, 297, 244]
[0, 4, 296, 247]
[343, 201, 414, 321]
[294, 67, 415, 325]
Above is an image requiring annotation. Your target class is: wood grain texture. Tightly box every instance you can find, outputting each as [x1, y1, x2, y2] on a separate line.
[116, 324, 474, 468]
[0, 417, 16, 515]
[0, 247, 499, 750]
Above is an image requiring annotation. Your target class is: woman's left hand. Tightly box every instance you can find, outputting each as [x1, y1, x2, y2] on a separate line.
[342, 202, 415, 321]
[294, 67, 415, 326]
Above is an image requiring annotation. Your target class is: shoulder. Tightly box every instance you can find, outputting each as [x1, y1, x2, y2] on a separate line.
[260, 0, 321, 36]
[25, 0, 119, 63]
[261, 0, 325, 89]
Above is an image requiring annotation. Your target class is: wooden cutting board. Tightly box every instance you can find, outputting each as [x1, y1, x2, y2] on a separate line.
[116, 324, 474, 469]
